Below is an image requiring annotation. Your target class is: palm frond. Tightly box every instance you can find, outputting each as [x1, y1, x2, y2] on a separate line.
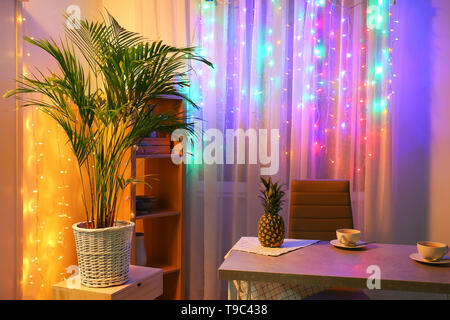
[4, 12, 212, 228]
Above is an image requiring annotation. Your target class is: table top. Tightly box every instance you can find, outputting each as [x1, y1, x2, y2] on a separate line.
[218, 241, 450, 294]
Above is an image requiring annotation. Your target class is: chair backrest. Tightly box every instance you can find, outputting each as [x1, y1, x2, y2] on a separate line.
[288, 180, 354, 241]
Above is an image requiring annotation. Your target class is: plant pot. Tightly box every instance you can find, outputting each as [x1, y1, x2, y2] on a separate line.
[72, 220, 135, 288]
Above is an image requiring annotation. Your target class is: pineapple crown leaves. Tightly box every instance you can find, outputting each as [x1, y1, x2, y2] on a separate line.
[258, 176, 286, 215]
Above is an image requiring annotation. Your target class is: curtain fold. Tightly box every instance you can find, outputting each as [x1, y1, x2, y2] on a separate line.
[186, 0, 394, 299]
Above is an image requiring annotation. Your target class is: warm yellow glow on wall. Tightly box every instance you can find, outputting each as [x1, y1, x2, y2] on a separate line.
[18, 1, 92, 299]
[21, 99, 86, 299]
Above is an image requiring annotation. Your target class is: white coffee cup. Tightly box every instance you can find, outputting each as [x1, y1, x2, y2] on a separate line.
[336, 229, 361, 246]
[417, 241, 449, 261]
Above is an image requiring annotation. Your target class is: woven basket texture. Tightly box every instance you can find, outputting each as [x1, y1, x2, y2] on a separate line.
[73, 220, 135, 288]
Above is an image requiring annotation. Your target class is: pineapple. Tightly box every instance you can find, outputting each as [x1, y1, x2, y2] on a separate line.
[257, 177, 286, 248]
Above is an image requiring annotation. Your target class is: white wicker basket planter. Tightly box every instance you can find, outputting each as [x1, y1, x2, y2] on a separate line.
[72, 220, 135, 288]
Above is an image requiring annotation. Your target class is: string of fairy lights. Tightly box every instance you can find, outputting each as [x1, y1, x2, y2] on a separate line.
[189, 0, 396, 180]
[19, 9, 75, 299]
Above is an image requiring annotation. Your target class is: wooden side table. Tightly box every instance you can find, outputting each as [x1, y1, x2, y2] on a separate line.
[52, 265, 163, 300]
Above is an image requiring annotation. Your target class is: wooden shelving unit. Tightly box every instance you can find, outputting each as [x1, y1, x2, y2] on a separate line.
[129, 98, 186, 300]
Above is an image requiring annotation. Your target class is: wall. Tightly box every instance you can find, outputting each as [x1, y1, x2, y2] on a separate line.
[20, 0, 103, 299]
[392, 0, 450, 245]
[428, 0, 450, 245]
[0, 0, 19, 300]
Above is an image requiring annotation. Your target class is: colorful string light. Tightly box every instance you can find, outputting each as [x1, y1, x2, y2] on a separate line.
[189, 0, 396, 181]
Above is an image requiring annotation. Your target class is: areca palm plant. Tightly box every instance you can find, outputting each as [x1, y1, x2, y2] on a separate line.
[5, 13, 212, 229]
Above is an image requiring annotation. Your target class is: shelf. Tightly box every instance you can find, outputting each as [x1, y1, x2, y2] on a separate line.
[136, 209, 181, 220]
[130, 97, 185, 300]
[136, 154, 172, 159]
[153, 94, 184, 101]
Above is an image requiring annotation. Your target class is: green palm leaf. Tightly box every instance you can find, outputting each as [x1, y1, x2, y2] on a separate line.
[4, 12, 212, 228]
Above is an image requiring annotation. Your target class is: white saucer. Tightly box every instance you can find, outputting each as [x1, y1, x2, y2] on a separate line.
[409, 253, 450, 265]
[330, 239, 367, 249]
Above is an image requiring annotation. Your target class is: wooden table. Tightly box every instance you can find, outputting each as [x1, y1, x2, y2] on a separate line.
[218, 241, 450, 298]
[53, 265, 163, 300]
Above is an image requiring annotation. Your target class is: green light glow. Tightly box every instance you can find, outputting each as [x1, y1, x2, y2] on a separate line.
[367, 0, 386, 31]
[375, 65, 383, 75]
[314, 44, 325, 59]
[373, 99, 387, 112]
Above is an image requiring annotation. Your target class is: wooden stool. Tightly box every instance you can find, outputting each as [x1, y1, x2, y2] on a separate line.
[52, 265, 163, 300]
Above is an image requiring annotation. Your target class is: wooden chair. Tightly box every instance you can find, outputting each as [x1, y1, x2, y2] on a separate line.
[289, 179, 369, 300]
[289, 180, 354, 241]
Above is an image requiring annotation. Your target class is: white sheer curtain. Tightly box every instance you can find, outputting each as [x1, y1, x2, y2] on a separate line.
[184, 0, 394, 300]
[185, 0, 293, 299]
